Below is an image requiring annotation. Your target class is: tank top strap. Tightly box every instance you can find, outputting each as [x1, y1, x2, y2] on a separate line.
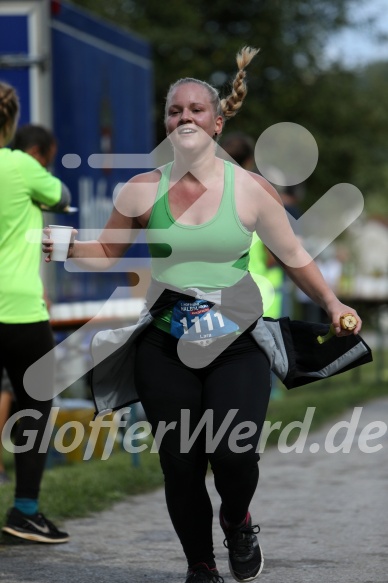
[218, 160, 235, 211]
[157, 162, 173, 199]
[147, 162, 174, 229]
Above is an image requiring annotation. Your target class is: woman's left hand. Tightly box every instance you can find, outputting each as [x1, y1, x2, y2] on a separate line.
[325, 300, 362, 336]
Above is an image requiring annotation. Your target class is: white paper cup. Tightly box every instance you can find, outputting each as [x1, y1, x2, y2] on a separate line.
[49, 225, 73, 261]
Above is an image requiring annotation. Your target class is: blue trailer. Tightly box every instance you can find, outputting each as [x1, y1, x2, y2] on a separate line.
[0, 0, 154, 302]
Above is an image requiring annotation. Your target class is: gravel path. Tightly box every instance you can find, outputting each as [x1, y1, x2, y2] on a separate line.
[1, 397, 387, 583]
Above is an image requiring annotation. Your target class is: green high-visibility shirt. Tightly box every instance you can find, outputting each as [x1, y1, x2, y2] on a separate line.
[0, 148, 61, 323]
[249, 233, 284, 318]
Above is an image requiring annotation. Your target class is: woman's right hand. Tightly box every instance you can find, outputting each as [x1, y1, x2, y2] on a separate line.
[42, 227, 78, 262]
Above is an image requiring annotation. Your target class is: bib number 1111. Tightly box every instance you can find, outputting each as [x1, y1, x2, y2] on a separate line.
[180, 310, 225, 335]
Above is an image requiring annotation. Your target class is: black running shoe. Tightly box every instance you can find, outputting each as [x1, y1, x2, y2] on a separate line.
[2, 507, 69, 543]
[221, 512, 263, 582]
[185, 563, 224, 582]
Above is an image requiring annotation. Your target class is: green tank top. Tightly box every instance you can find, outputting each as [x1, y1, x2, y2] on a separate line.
[145, 160, 253, 333]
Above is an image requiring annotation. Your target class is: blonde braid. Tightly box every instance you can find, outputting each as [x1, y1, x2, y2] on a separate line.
[221, 46, 259, 120]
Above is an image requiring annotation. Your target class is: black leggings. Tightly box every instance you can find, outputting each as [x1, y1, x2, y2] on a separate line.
[0, 321, 54, 499]
[135, 326, 271, 567]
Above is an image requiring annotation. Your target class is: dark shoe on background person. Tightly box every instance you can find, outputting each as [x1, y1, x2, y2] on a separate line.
[221, 511, 263, 582]
[185, 562, 224, 582]
[2, 507, 69, 543]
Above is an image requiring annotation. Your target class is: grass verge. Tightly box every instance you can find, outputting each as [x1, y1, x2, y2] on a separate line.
[0, 356, 386, 526]
[266, 362, 387, 439]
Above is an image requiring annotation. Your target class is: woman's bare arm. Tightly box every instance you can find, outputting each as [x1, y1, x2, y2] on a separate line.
[43, 170, 159, 269]
[250, 174, 361, 334]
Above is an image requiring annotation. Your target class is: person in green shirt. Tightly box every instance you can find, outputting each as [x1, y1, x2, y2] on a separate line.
[0, 124, 59, 485]
[0, 81, 70, 543]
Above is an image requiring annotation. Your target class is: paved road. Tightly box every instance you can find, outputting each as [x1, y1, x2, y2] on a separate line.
[1, 397, 387, 583]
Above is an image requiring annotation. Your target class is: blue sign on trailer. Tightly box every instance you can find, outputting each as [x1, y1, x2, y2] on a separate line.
[0, 0, 154, 302]
[0, 12, 31, 126]
[51, 2, 154, 301]
[51, 2, 154, 224]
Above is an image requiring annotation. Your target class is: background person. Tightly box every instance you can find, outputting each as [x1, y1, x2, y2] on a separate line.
[43, 47, 361, 583]
[0, 124, 59, 488]
[0, 83, 70, 543]
[219, 131, 256, 170]
[12, 123, 57, 170]
[279, 184, 338, 323]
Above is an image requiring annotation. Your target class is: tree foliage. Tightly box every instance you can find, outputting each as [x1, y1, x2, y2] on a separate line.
[68, 0, 388, 211]
[69, 0, 354, 133]
[295, 61, 388, 211]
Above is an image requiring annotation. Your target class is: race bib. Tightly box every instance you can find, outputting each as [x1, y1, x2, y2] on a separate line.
[170, 299, 239, 341]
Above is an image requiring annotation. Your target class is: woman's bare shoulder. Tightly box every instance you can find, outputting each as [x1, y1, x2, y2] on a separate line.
[231, 164, 282, 204]
[245, 170, 282, 203]
[128, 168, 162, 185]
[115, 169, 163, 219]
